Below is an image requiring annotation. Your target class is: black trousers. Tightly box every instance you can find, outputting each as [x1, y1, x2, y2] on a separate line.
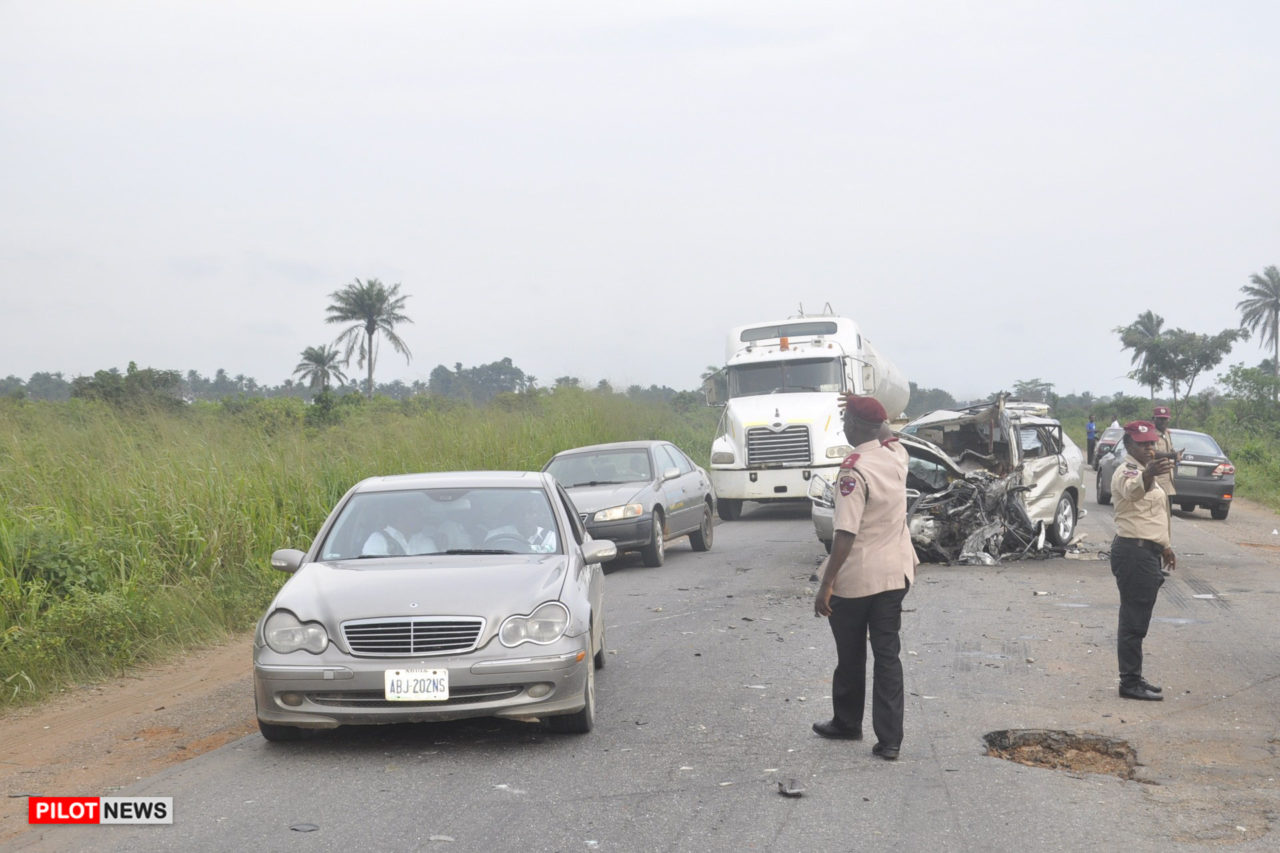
[1110, 537, 1165, 687]
[827, 584, 909, 746]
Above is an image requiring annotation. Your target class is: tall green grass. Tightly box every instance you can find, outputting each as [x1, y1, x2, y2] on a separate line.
[0, 390, 717, 708]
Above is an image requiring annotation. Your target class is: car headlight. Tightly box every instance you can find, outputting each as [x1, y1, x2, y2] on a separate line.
[593, 503, 643, 522]
[263, 610, 329, 654]
[499, 601, 570, 647]
[808, 474, 834, 507]
[825, 444, 854, 459]
[710, 451, 735, 464]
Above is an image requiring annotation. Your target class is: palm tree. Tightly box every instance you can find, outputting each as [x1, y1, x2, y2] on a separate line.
[1115, 310, 1165, 398]
[326, 278, 413, 399]
[293, 344, 349, 392]
[1237, 265, 1280, 397]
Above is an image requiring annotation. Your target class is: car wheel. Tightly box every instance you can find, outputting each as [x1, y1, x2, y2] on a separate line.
[547, 657, 595, 734]
[641, 509, 665, 567]
[1095, 470, 1110, 505]
[822, 539, 832, 554]
[1179, 502, 1196, 513]
[1047, 492, 1077, 547]
[257, 719, 308, 742]
[689, 504, 714, 552]
[1211, 504, 1230, 520]
[717, 498, 742, 521]
[593, 614, 606, 670]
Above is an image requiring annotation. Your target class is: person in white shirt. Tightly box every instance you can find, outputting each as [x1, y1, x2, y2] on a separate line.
[485, 493, 558, 553]
[362, 499, 437, 556]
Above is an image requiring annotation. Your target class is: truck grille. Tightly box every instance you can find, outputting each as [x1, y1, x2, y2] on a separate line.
[746, 425, 811, 466]
[343, 617, 485, 657]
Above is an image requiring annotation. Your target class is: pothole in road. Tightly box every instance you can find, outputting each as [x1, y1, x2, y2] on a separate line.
[984, 729, 1138, 780]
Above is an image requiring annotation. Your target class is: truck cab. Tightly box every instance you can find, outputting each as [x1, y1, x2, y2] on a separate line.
[702, 314, 908, 520]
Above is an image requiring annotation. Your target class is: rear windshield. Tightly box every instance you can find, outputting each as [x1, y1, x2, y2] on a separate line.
[1172, 432, 1224, 456]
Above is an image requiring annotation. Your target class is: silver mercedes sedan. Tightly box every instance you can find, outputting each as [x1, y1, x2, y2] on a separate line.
[253, 471, 615, 741]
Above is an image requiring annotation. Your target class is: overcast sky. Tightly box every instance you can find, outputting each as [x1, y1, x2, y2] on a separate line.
[3, 1, 1277, 400]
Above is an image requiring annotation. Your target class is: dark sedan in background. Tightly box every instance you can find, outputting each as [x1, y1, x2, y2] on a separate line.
[1092, 426, 1124, 469]
[1095, 428, 1235, 519]
[543, 440, 715, 567]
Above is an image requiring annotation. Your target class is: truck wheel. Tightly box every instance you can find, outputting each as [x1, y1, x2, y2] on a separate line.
[717, 499, 742, 521]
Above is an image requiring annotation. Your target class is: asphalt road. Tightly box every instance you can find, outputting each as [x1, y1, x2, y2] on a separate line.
[18, 496, 1280, 852]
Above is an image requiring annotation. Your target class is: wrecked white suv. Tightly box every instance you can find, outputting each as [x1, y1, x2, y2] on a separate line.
[809, 398, 1085, 564]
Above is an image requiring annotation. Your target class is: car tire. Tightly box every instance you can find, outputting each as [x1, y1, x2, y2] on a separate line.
[547, 657, 595, 734]
[593, 614, 606, 670]
[717, 498, 742, 521]
[822, 539, 832, 554]
[641, 510, 665, 567]
[1047, 492, 1077, 547]
[1095, 471, 1110, 505]
[257, 719, 308, 742]
[1211, 504, 1230, 520]
[1179, 502, 1196, 513]
[689, 505, 714, 552]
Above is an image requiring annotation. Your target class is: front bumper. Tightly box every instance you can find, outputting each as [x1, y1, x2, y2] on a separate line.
[583, 515, 654, 552]
[711, 467, 833, 502]
[254, 637, 591, 729]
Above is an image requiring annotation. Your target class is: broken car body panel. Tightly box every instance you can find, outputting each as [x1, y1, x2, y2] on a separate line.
[810, 397, 1084, 564]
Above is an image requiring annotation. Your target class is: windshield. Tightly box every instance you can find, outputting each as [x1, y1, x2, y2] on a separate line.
[318, 487, 561, 560]
[1172, 431, 1224, 456]
[727, 357, 843, 398]
[546, 449, 652, 487]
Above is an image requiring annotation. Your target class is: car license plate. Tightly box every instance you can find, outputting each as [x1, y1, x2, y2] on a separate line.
[1176, 464, 1196, 478]
[384, 668, 448, 701]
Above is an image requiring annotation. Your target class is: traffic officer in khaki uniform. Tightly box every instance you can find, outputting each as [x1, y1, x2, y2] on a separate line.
[1152, 405, 1178, 515]
[1109, 420, 1176, 701]
[812, 395, 918, 759]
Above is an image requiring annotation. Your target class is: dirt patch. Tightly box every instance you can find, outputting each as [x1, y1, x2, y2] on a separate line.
[0, 633, 257, 845]
[984, 729, 1138, 780]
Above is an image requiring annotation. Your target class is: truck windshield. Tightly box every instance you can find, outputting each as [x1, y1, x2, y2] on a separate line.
[727, 358, 843, 398]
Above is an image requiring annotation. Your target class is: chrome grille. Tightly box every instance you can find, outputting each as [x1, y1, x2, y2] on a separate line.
[342, 617, 485, 657]
[746, 425, 811, 466]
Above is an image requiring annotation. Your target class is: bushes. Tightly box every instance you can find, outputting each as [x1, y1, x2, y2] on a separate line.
[0, 393, 717, 708]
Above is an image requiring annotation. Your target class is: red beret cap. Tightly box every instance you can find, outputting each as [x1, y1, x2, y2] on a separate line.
[844, 394, 888, 423]
[1123, 420, 1159, 443]
[1152, 405, 1170, 418]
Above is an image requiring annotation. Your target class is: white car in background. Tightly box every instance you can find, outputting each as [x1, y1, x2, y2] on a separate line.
[810, 397, 1085, 564]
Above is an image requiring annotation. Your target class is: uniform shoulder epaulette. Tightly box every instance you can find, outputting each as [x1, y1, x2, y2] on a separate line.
[880, 436, 899, 447]
[1124, 461, 1140, 469]
[839, 452, 861, 469]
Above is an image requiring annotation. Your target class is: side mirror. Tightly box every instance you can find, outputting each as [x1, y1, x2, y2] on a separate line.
[270, 548, 306, 574]
[581, 539, 617, 565]
[662, 467, 680, 481]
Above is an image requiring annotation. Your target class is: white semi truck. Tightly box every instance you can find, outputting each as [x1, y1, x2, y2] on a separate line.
[702, 311, 910, 520]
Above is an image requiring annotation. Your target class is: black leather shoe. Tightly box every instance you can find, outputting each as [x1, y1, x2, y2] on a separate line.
[1139, 680, 1162, 693]
[1119, 684, 1163, 701]
[812, 719, 862, 740]
[871, 742, 900, 760]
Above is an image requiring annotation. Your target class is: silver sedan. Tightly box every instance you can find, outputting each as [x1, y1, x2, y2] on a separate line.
[253, 471, 615, 741]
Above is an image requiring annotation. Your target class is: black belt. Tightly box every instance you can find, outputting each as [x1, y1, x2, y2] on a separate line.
[1115, 536, 1164, 555]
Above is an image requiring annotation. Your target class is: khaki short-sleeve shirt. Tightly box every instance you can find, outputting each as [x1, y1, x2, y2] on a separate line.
[1111, 453, 1171, 547]
[1154, 430, 1177, 496]
[830, 438, 919, 599]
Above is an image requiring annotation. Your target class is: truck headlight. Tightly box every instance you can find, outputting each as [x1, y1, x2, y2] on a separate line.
[825, 445, 854, 459]
[711, 451, 735, 464]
